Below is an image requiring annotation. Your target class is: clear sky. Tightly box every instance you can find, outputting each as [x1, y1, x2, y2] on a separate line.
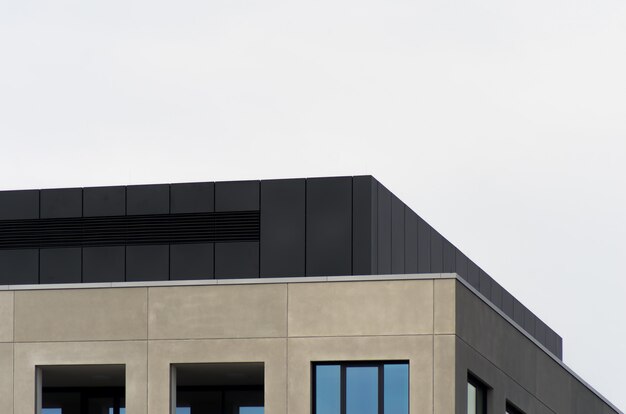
[1, 0, 625, 409]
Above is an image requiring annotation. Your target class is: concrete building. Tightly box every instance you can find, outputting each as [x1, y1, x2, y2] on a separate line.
[0, 176, 620, 414]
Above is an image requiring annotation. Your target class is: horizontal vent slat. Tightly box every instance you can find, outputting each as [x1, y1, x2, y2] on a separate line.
[0, 211, 259, 249]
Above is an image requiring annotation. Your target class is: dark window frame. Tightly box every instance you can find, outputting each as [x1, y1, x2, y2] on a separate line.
[467, 374, 488, 414]
[311, 360, 409, 414]
[505, 401, 525, 414]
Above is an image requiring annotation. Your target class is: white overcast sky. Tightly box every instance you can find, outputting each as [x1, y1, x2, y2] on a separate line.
[1, 0, 625, 409]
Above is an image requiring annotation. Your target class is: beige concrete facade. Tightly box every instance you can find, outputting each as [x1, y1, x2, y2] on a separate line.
[0, 276, 619, 414]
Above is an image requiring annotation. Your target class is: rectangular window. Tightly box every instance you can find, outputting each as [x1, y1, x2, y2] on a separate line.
[172, 363, 264, 414]
[39, 365, 125, 414]
[313, 362, 409, 414]
[467, 376, 487, 414]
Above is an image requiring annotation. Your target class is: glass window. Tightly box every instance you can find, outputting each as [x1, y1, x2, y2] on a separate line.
[239, 407, 264, 414]
[384, 364, 409, 414]
[467, 376, 487, 414]
[346, 366, 378, 414]
[315, 365, 341, 414]
[313, 361, 409, 414]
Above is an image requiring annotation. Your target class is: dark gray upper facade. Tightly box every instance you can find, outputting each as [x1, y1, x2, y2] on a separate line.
[0, 175, 562, 358]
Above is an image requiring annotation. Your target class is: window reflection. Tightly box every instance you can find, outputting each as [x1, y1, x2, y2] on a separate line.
[467, 376, 487, 414]
[346, 367, 378, 414]
[239, 407, 264, 414]
[384, 364, 409, 414]
[315, 365, 341, 414]
[313, 362, 409, 414]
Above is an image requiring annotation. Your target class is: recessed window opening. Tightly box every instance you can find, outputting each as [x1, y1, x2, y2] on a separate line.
[505, 401, 524, 414]
[38, 364, 125, 414]
[467, 374, 487, 414]
[172, 362, 264, 414]
[312, 361, 409, 414]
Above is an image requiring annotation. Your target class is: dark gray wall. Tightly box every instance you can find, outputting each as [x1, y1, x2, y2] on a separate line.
[455, 281, 619, 414]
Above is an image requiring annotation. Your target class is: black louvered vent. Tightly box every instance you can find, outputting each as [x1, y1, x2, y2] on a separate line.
[0, 211, 259, 249]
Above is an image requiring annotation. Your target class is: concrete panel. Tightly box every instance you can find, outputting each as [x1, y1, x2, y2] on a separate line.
[148, 284, 287, 339]
[434, 279, 455, 334]
[0, 291, 13, 342]
[288, 280, 433, 337]
[288, 335, 433, 414]
[14, 288, 148, 342]
[434, 334, 455, 414]
[13, 341, 147, 414]
[148, 338, 286, 414]
[0, 343, 13, 414]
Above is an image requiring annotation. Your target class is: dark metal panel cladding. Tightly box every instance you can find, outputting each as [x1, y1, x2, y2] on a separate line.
[83, 186, 126, 217]
[490, 279, 503, 309]
[40, 188, 82, 218]
[305, 177, 352, 277]
[404, 208, 418, 273]
[455, 249, 468, 280]
[467, 260, 480, 290]
[524, 308, 537, 337]
[478, 269, 491, 299]
[417, 216, 430, 273]
[513, 298, 525, 327]
[442, 237, 455, 273]
[215, 181, 259, 211]
[170, 243, 214, 280]
[126, 245, 169, 281]
[377, 183, 392, 274]
[40, 248, 82, 284]
[260, 178, 305, 277]
[215, 242, 259, 278]
[555, 335, 563, 359]
[352, 176, 377, 275]
[545, 328, 557, 356]
[0, 249, 38, 285]
[534, 318, 547, 347]
[127, 184, 170, 215]
[502, 288, 514, 319]
[82, 246, 125, 283]
[430, 228, 443, 273]
[0, 190, 39, 220]
[171, 182, 215, 214]
[391, 194, 405, 274]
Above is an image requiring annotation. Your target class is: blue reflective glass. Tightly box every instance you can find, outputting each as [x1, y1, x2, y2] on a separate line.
[384, 364, 408, 414]
[346, 366, 378, 414]
[176, 408, 191, 414]
[42, 410, 62, 414]
[239, 407, 264, 414]
[315, 365, 341, 414]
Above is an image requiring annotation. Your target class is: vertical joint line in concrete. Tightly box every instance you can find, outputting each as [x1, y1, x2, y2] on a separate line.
[146, 287, 150, 414]
[432, 280, 436, 414]
[12, 291, 15, 414]
[285, 282, 289, 414]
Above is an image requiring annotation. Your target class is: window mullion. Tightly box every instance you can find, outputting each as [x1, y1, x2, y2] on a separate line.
[378, 364, 384, 414]
[341, 365, 347, 414]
